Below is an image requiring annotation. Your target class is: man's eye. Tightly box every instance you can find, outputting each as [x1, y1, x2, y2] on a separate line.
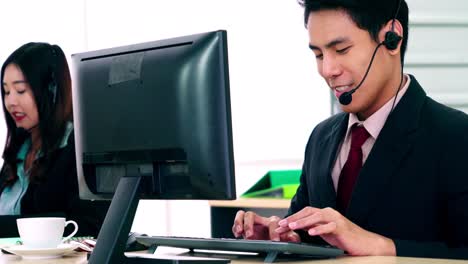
[17, 90, 26, 94]
[337, 47, 351, 54]
[315, 54, 323, 60]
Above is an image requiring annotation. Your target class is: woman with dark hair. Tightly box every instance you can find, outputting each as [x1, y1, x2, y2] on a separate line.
[0, 42, 107, 237]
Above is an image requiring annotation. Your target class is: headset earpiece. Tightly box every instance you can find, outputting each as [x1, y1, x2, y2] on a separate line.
[383, 30, 402, 50]
[383, 0, 403, 51]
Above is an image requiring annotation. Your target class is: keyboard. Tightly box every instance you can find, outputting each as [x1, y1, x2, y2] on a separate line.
[135, 236, 344, 260]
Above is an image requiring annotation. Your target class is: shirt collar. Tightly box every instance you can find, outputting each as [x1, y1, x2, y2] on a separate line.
[347, 74, 411, 139]
[17, 139, 31, 161]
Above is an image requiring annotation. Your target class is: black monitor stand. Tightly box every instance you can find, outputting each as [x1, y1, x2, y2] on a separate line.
[87, 171, 229, 264]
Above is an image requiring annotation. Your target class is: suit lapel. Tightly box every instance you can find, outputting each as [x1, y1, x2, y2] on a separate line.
[315, 113, 348, 208]
[346, 76, 426, 223]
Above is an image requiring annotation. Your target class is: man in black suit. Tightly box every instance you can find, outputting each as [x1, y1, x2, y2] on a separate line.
[232, 0, 468, 259]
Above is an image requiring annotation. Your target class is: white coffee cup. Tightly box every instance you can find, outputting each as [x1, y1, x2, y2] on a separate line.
[16, 217, 79, 249]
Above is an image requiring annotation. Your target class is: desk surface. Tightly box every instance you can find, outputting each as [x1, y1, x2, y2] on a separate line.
[1, 249, 467, 264]
[209, 198, 290, 209]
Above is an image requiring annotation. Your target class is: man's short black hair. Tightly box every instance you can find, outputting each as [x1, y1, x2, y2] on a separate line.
[298, 0, 409, 64]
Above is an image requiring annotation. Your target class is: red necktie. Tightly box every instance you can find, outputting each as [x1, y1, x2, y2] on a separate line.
[337, 125, 370, 214]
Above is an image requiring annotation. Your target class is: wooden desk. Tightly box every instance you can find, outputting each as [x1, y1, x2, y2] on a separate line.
[1, 249, 467, 264]
[209, 198, 290, 238]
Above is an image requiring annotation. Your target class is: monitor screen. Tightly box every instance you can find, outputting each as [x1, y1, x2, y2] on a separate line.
[71, 30, 235, 201]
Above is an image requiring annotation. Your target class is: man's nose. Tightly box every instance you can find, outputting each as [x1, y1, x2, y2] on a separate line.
[321, 56, 341, 80]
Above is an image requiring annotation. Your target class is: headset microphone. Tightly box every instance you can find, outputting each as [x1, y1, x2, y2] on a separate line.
[338, 87, 355, 105]
[338, 42, 384, 105]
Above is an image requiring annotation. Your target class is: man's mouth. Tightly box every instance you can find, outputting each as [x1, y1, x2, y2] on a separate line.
[333, 85, 353, 92]
[332, 84, 354, 99]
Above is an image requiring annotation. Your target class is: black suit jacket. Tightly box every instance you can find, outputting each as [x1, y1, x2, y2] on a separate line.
[0, 133, 109, 238]
[288, 76, 468, 259]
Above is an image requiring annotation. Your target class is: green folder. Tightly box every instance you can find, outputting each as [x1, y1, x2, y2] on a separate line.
[241, 170, 301, 199]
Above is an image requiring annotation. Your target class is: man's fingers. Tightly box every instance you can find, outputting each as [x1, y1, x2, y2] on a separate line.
[278, 207, 321, 227]
[308, 222, 337, 236]
[232, 210, 245, 237]
[243, 211, 256, 238]
[267, 216, 281, 241]
[280, 231, 301, 243]
[281, 207, 339, 231]
[254, 213, 270, 226]
[275, 226, 290, 234]
[244, 211, 270, 238]
[289, 211, 330, 230]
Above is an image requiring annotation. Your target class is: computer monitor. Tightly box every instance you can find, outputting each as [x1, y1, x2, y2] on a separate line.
[71, 30, 235, 263]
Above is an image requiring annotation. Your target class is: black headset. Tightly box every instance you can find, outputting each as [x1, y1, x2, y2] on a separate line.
[338, 0, 403, 105]
[383, 0, 403, 50]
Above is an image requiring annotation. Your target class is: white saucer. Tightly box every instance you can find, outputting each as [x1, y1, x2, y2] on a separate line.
[2, 243, 78, 259]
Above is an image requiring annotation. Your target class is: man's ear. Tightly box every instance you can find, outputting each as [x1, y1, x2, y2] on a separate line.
[380, 19, 404, 55]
